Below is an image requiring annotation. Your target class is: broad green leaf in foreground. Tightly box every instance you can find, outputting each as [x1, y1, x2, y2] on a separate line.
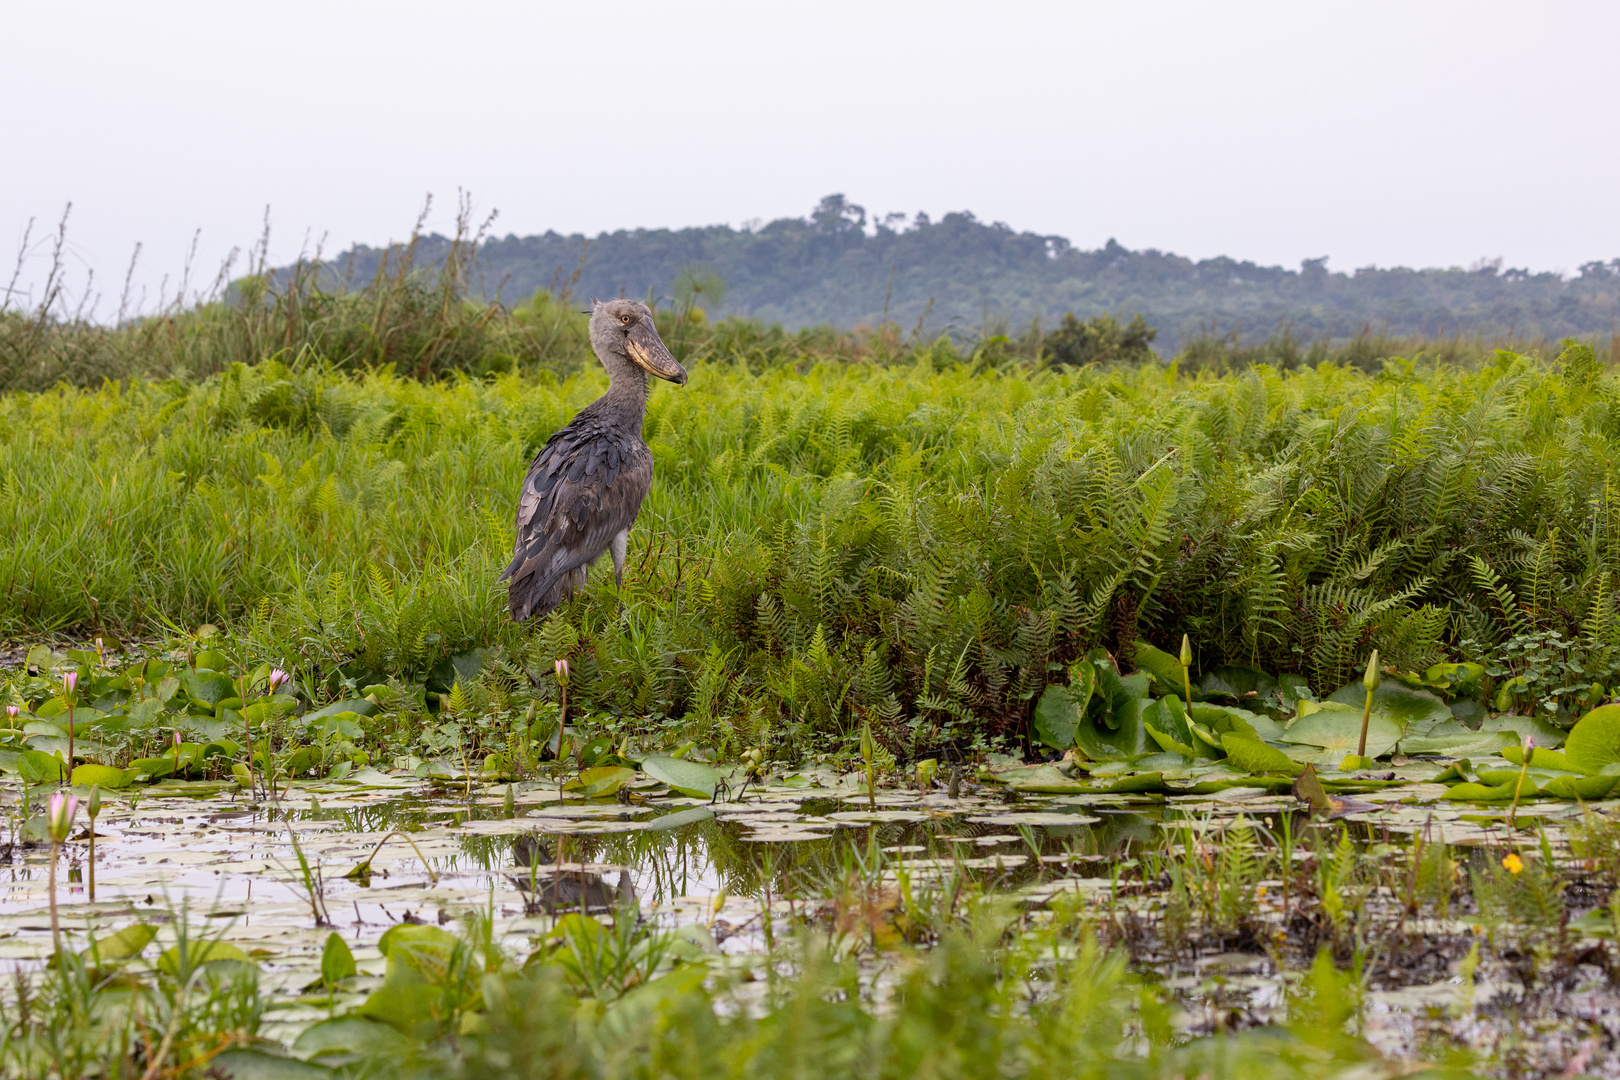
[1565, 705, 1620, 774]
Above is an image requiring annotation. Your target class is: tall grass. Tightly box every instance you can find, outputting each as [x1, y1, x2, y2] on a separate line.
[2, 333, 1617, 755]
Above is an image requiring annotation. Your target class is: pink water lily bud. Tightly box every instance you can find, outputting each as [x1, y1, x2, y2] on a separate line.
[4, 705, 17, 721]
[47, 792, 78, 844]
[174, 731, 183, 748]
[62, 671, 78, 694]
[268, 668, 290, 694]
[554, 659, 570, 685]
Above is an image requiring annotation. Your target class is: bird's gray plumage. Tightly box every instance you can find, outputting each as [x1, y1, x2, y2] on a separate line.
[499, 298, 687, 620]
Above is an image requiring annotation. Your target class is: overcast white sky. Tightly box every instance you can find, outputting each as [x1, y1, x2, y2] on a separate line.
[4, 0, 1617, 315]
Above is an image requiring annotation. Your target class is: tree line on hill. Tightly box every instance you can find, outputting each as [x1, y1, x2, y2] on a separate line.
[311, 195, 1620, 354]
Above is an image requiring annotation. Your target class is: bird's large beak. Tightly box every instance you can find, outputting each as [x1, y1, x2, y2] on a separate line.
[625, 321, 688, 385]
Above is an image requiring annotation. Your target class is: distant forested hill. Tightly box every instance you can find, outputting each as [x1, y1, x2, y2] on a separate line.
[313, 195, 1620, 353]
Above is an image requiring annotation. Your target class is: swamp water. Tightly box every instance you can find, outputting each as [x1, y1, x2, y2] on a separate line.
[2, 766, 1616, 1075]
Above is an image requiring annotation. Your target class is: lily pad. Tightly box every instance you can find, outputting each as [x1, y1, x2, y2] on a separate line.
[1564, 705, 1620, 774]
[1541, 774, 1620, 800]
[70, 763, 134, 789]
[643, 806, 715, 831]
[1328, 680, 1451, 731]
[640, 755, 721, 799]
[1281, 702, 1401, 759]
[563, 765, 635, 799]
[1397, 720, 1513, 758]
[158, 939, 251, 976]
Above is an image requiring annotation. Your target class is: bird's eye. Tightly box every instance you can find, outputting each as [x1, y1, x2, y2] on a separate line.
[619, 315, 633, 325]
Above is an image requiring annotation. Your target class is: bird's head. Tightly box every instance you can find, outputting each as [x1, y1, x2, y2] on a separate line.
[589, 299, 687, 386]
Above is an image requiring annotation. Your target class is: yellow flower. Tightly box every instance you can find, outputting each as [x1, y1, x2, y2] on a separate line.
[1255, 886, 1268, 899]
[1502, 853, 1525, 875]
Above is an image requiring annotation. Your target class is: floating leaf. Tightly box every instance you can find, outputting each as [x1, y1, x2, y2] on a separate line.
[209, 1050, 331, 1079]
[643, 806, 715, 831]
[640, 755, 720, 799]
[1541, 774, 1620, 800]
[303, 699, 378, 722]
[1502, 745, 1578, 772]
[1397, 719, 1512, 757]
[1441, 781, 1519, 802]
[294, 1016, 411, 1063]
[1282, 702, 1401, 759]
[70, 763, 133, 789]
[82, 923, 156, 967]
[158, 939, 250, 976]
[563, 765, 635, 798]
[1556, 705, 1620, 774]
[1328, 680, 1451, 732]
[1220, 735, 1301, 775]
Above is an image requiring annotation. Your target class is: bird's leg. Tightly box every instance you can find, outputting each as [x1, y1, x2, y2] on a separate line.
[610, 530, 629, 611]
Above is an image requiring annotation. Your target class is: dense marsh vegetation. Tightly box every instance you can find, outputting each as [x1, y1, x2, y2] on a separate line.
[3, 316, 1618, 759]
[5, 242, 1620, 1078]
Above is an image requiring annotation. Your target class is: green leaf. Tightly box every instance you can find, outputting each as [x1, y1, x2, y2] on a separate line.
[293, 1016, 411, 1063]
[158, 939, 250, 976]
[1220, 734, 1302, 775]
[1197, 665, 1278, 700]
[1420, 661, 1486, 696]
[1564, 704, 1620, 774]
[1144, 722, 1196, 758]
[1190, 703, 1286, 742]
[1291, 764, 1333, 814]
[1397, 719, 1513, 757]
[1441, 781, 1519, 802]
[1541, 774, 1620, 800]
[70, 763, 133, 789]
[192, 650, 233, 673]
[321, 932, 357, 985]
[1033, 676, 1091, 750]
[1130, 641, 1186, 694]
[16, 750, 66, 783]
[563, 765, 635, 798]
[208, 1051, 331, 1079]
[641, 755, 720, 799]
[82, 923, 156, 967]
[1282, 702, 1401, 759]
[1327, 680, 1451, 732]
[377, 923, 456, 959]
[1480, 713, 1567, 748]
[1502, 745, 1578, 772]
[302, 699, 378, 722]
[643, 806, 715, 831]
[182, 670, 236, 707]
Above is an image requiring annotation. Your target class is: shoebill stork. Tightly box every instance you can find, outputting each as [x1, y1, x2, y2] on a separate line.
[499, 298, 687, 620]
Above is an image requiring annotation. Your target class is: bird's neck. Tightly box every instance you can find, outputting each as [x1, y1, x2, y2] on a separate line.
[601, 368, 650, 429]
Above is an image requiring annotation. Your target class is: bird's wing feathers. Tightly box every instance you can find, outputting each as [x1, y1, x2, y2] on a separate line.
[499, 418, 652, 619]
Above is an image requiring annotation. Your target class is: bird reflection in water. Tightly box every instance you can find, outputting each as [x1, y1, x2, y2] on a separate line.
[509, 834, 636, 916]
